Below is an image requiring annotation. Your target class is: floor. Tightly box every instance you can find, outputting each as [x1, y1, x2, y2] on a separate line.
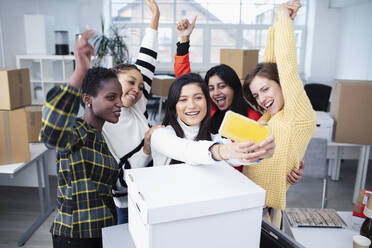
[0, 159, 370, 248]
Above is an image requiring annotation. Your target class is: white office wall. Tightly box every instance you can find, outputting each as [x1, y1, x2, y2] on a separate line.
[304, 0, 342, 86]
[336, 1, 372, 80]
[305, 0, 372, 86]
[0, 0, 104, 68]
[0, 17, 5, 67]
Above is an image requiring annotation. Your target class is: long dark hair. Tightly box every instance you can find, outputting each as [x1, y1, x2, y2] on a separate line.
[205, 64, 253, 133]
[162, 73, 212, 141]
[243, 62, 280, 113]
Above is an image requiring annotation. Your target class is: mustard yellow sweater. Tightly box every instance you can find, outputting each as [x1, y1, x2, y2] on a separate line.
[243, 17, 316, 210]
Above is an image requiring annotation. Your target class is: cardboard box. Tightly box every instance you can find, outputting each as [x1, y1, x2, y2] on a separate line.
[25, 105, 42, 143]
[0, 107, 31, 165]
[330, 80, 372, 145]
[0, 68, 31, 110]
[220, 49, 259, 79]
[313, 111, 334, 142]
[151, 76, 175, 97]
[126, 164, 266, 248]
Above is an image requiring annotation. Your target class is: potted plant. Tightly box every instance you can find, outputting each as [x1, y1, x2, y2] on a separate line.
[92, 18, 129, 67]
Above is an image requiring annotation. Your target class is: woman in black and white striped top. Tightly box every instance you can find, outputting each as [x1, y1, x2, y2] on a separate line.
[102, 0, 162, 224]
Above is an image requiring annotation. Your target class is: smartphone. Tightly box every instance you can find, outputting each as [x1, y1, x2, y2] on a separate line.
[219, 111, 270, 143]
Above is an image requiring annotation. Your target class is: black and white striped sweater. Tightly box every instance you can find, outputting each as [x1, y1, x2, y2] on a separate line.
[102, 27, 158, 208]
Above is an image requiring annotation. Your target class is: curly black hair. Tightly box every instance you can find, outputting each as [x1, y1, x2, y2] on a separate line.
[81, 67, 118, 107]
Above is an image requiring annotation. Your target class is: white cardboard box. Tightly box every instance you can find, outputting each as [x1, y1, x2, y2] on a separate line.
[125, 163, 266, 248]
[313, 111, 334, 142]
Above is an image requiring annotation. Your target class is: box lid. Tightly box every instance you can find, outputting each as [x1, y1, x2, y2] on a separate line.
[125, 164, 266, 225]
[316, 111, 334, 127]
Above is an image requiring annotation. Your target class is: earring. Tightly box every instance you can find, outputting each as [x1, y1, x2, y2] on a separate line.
[87, 104, 91, 108]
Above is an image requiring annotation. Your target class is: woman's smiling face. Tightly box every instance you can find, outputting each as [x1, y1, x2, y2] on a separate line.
[249, 75, 284, 115]
[176, 83, 207, 126]
[207, 74, 234, 111]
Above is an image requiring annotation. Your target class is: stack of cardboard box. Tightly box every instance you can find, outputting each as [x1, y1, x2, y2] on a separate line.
[220, 49, 259, 84]
[0, 68, 43, 165]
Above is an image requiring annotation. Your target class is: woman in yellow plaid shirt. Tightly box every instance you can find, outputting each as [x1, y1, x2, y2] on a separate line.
[39, 30, 122, 247]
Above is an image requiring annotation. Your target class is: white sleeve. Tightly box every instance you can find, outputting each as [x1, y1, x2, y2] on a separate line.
[134, 27, 158, 114]
[212, 134, 258, 166]
[136, 28, 158, 95]
[127, 148, 152, 169]
[151, 128, 218, 166]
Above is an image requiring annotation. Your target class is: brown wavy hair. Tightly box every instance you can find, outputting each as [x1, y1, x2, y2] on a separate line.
[242, 62, 280, 113]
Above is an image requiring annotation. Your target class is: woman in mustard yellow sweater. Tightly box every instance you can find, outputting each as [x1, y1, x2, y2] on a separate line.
[242, 1, 316, 228]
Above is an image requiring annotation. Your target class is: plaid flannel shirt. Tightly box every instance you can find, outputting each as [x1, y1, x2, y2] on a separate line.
[39, 84, 119, 238]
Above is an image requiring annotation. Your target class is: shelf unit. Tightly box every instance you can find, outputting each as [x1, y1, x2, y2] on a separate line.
[16, 55, 75, 104]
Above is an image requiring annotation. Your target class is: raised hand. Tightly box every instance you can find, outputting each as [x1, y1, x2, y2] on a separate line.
[70, 29, 95, 88]
[287, 0, 302, 20]
[275, 3, 291, 21]
[176, 16, 197, 43]
[146, 0, 160, 30]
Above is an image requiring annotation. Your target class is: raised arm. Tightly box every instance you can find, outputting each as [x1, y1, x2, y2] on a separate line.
[274, 3, 313, 117]
[147, 0, 160, 30]
[263, 0, 301, 63]
[135, 0, 159, 104]
[39, 30, 94, 150]
[263, 27, 275, 63]
[151, 127, 274, 166]
[174, 17, 196, 77]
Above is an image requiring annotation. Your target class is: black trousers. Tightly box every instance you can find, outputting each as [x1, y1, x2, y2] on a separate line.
[52, 235, 102, 248]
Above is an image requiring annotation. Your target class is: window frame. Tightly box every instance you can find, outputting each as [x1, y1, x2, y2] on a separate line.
[109, 0, 308, 74]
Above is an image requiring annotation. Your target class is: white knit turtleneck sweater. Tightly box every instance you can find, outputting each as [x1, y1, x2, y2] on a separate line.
[151, 117, 249, 167]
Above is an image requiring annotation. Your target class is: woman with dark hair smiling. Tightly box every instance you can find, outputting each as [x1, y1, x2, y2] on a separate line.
[39, 30, 122, 248]
[173, 14, 305, 183]
[150, 72, 276, 167]
[102, 0, 162, 225]
[174, 17, 260, 135]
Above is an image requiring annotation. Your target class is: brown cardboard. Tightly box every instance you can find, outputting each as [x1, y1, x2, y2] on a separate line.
[151, 76, 175, 97]
[220, 49, 259, 79]
[353, 189, 372, 218]
[25, 105, 42, 143]
[0, 68, 31, 110]
[330, 80, 372, 145]
[0, 107, 30, 165]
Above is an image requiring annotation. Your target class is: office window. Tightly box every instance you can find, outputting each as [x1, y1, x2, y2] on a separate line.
[110, 0, 308, 72]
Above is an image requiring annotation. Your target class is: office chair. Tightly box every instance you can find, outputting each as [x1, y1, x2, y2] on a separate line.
[304, 83, 332, 111]
[303, 137, 328, 208]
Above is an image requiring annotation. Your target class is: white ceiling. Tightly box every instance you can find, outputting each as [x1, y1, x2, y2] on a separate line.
[328, 0, 371, 8]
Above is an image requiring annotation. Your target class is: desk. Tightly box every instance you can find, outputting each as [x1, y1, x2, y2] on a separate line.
[0, 143, 55, 246]
[287, 211, 357, 248]
[102, 224, 135, 248]
[314, 112, 371, 203]
[103, 213, 357, 248]
[327, 143, 370, 203]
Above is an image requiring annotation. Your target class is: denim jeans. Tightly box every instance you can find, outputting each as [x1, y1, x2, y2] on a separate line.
[116, 207, 128, 224]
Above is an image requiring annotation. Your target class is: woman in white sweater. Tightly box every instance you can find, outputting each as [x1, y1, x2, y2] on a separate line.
[151, 73, 276, 167]
[102, 0, 161, 224]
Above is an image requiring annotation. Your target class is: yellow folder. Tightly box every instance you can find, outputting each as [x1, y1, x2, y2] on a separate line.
[219, 111, 270, 143]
